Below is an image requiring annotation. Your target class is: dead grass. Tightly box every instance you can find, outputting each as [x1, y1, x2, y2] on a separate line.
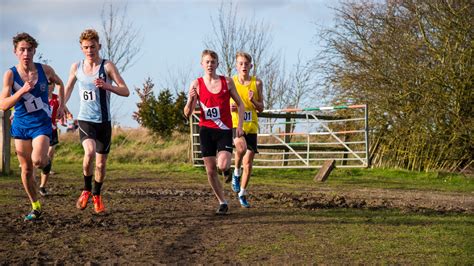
[55, 127, 190, 164]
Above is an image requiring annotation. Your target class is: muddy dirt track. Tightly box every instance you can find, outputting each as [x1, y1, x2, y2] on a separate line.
[0, 173, 472, 264]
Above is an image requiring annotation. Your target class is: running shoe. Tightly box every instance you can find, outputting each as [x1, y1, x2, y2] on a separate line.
[216, 203, 229, 215]
[92, 195, 105, 213]
[24, 209, 42, 221]
[39, 187, 48, 196]
[239, 195, 250, 208]
[231, 174, 241, 193]
[76, 190, 91, 210]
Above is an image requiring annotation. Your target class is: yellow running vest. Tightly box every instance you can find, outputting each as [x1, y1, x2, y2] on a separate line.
[230, 76, 259, 134]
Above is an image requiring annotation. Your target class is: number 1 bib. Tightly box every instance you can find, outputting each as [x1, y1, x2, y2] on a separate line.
[24, 97, 44, 113]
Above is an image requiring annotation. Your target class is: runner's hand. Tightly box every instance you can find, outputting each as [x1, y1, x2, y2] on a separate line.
[248, 90, 254, 101]
[20, 81, 35, 94]
[60, 106, 72, 126]
[231, 103, 237, 112]
[236, 127, 244, 138]
[94, 78, 110, 90]
[189, 87, 197, 100]
[57, 105, 65, 120]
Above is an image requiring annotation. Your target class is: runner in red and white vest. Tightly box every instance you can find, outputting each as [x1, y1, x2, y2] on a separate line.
[184, 49, 245, 215]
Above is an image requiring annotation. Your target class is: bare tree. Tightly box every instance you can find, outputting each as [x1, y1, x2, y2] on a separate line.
[204, 1, 275, 77]
[205, 1, 247, 76]
[100, 2, 142, 73]
[161, 62, 199, 96]
[285, 52, 317, 109]
[99, 2, 143, 126]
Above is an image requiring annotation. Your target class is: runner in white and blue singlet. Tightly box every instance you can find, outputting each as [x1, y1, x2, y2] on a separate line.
[64, 29, 129, 214]
[76, 59, 112, 123]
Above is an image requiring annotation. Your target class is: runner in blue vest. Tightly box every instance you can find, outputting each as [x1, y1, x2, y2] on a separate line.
[0, 33, 65, 221]
[64, 29, 129, 214]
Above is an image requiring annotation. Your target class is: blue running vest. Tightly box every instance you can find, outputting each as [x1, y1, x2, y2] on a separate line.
[10, 63, 51, 129]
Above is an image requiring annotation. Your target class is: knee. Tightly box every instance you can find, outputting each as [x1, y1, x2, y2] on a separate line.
[237, 146, 246, 156]
[217, 157, 231, 172]
[235, 142, 246, 155]
[32, 158, 43, 169]
[84, 150, 95, 160]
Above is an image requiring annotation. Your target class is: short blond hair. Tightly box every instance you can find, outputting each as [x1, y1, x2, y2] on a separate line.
[201, 49, 218, 62]
[236, 51, 252, 63]
[79, 29, 100, 44]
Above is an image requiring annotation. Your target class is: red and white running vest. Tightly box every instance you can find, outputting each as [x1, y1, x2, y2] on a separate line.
[198, 76, 232, 130]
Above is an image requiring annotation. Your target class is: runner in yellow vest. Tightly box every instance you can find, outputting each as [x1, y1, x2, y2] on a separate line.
[230, 52, 264, 208]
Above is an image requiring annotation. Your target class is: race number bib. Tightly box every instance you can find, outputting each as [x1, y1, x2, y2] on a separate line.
[204, 107, 221, 120]
[24, 97, 44, 113]
[244, 111, 252, 122]
[81, 90, 96, 102]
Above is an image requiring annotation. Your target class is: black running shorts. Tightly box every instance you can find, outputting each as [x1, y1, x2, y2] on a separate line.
[50, 128, 59, 146]
[199, 126, 233, 157]
[78, 120, 112, 154]
[232, 128, 258, 153]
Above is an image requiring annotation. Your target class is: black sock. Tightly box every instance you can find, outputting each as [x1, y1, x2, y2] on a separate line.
[42, 160, 52, 175]
[223, 169, 230, 177]
[92, 181, 103, 196]
[84, 175, 93, 192]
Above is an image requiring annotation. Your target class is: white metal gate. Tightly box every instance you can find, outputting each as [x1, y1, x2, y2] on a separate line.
[190, 104, 369, 169]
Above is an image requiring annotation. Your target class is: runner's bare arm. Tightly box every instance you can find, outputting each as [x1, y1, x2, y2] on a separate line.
[228, 77, 244, 137]
[63, 63, 78, 105]
[0, 70, 33, 111]
[251, 78, 264, 113]
[183, 79, 199, 118]
[43, 64, 65, 119]
[97, 61, 129, 97]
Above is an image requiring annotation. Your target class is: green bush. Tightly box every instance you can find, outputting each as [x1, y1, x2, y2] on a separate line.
[133, 78, 188, 139]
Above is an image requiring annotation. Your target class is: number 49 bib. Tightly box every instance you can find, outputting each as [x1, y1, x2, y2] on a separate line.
[205, 107, 221, 120]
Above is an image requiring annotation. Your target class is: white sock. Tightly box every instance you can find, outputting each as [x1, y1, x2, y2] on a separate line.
[219, 199, 228, 205]
[238, 189, 246, 197]
[234, 168, 242, 176]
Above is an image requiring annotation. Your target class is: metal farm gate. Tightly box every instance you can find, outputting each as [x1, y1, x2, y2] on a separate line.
[189, 104, 369, 169]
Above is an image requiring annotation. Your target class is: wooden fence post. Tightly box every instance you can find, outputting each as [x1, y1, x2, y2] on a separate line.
[0, 110, 11, 175]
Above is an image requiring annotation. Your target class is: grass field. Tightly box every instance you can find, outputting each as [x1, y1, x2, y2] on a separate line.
[0, 130, 472, 263]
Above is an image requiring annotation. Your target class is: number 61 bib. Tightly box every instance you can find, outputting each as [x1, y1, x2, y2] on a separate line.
[81, 89, 97, 102]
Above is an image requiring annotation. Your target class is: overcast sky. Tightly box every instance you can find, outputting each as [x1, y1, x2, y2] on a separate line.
[0, 0, 338, 127]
